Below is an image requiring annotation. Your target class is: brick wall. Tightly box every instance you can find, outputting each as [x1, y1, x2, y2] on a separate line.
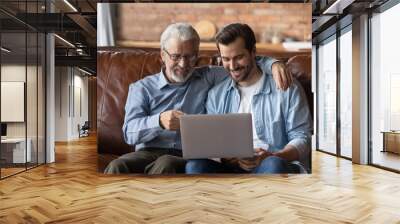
[117, 3, 311, 43]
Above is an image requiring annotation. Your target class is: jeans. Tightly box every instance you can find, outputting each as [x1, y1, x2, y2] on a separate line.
[186, 156, 299, 174]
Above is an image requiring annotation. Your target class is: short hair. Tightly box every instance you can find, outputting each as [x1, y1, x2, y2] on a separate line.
[215, 23, 256, 53]
[160, 23, 200, 50]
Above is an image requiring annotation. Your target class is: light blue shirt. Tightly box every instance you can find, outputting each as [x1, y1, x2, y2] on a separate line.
[206, 57, 312, 168]
[122, 57, 276, 151]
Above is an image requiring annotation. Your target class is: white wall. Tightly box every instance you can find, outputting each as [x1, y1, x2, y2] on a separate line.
[1, 65, 26, 81]
[1, 65, 37, 138]
[54, 67, 89, 141]
[1, 66, 25, 129]
[55, 67, 69, 141]
[1, 63, 46, 164]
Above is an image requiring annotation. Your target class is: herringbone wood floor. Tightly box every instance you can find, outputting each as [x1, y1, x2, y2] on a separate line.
[1, 135, 400, 223]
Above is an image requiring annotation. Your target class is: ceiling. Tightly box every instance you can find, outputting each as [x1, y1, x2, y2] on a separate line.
[0, 0, 97, 74]
[3, 0, 392, 74]
[312, 0, 389, 43]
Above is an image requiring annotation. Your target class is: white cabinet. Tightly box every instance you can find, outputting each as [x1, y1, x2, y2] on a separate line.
[1, 138, 32, 163]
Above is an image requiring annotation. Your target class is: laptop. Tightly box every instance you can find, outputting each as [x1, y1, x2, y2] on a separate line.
[180, 113, 254, 159]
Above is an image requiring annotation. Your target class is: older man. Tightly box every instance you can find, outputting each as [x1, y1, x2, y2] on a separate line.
[186, 23, 312, 174]
[104, 23, 292, 174]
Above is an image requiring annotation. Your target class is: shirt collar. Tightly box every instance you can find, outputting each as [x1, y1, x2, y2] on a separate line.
[226, 79, 237, 92]
[157, 69, 169, 89]
[256, 58, 271, 95]
[226, 58, 271, 94]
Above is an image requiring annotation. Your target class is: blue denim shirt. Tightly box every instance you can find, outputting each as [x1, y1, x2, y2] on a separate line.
[122, 57, 276, 151]
[206, 57, 312, 168]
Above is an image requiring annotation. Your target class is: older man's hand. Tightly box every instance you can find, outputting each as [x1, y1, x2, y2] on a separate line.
[159, 110, 184, 131]
[272, 61, 293, 91]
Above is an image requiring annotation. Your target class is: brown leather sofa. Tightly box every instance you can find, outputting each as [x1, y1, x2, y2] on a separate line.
[97, 48, 312, 158]
[287, 55, 313, 118]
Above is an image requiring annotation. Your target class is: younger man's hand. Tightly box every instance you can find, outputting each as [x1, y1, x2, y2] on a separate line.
[238, 148, 272, 171]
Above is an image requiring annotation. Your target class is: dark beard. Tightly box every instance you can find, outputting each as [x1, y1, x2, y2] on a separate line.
[231, 64, 253, 83]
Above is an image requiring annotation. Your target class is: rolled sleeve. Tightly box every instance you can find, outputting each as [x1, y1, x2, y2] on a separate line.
[285, 81, 312, 164]
[123, 113, 162, 145]
[147, 112, 161, 129]
[256, 56, 278, 75]
[288, 138, 310, 164]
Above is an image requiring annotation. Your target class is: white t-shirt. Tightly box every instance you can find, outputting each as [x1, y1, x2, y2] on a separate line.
[237, 74, 269, 150]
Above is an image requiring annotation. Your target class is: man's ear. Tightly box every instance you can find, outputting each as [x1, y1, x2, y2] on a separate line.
[160, 50, 166, 64]
[251, 46, 256, 57]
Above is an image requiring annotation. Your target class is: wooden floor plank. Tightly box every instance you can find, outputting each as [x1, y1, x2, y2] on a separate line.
[0, 134, 400, 223]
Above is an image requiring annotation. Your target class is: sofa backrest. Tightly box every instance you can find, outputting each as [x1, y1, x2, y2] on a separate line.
[97, 48, 312, 155]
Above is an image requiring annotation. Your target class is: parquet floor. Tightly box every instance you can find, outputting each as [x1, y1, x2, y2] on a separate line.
[372, 150, 400, 171]
[1, 167, 26, 177]
[1, 134, 400, 223]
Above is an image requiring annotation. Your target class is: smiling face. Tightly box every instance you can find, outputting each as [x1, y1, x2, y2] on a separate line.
[218, 37, 257, 85]
[161, 38, 198, 84]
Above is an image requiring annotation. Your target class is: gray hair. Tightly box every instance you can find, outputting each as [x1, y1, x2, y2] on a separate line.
[160, 23, 200, 50]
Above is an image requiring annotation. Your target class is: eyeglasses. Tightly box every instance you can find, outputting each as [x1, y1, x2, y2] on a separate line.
[163, 49, 198, 63]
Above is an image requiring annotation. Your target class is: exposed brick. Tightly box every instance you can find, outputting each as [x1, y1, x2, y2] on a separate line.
[117, 3, 311, 43]
[224, 8, 236, 15]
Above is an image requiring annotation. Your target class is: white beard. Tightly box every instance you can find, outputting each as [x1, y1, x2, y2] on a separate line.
[170, 69, 193, 84]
